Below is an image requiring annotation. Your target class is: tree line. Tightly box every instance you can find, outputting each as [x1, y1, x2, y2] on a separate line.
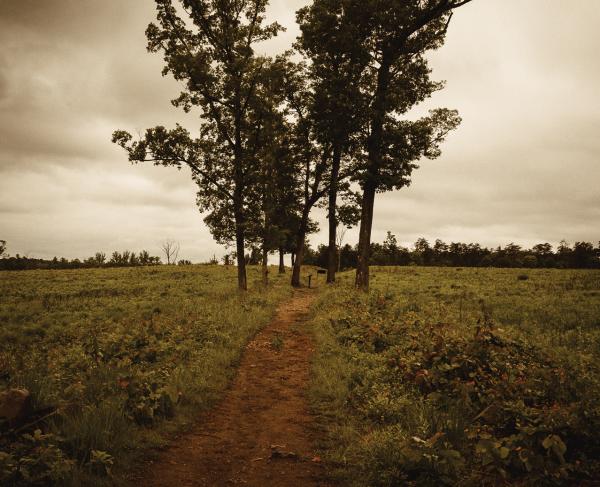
[112, 0, 474, 291]
[3, 236, 598, 272]
[303, 234, 600, 270]
[0, 250, 163, 271]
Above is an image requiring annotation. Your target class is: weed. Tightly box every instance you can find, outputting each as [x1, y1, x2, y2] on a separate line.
[271, 334, 284, 352]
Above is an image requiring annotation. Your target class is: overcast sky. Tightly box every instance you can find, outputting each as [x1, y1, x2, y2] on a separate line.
[1, 0, 599, 261]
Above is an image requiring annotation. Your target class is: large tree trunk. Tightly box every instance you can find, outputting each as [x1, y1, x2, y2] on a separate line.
[235, 223, 247, 291]
[291, 212, 310, 287]
[327, 145, 341, 284]
[355, 56, 391, 292]
[232, 87, 247, 291]
[291, 236, 306, 287]
[278, 247, 285, 274]
[261, 245, 268, 286]
[354, 181, 376, 291]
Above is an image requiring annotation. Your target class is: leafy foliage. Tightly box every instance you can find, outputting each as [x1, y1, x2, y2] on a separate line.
[0, 249, 161, 271]
[113, 0, 286, 290]
[0, 430, 74, 485]
[309, 267, 600, 486]
[302, 236, 600, 270]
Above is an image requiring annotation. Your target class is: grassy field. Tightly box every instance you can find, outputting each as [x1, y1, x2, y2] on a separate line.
[309, 267, 600, 486]
[0, 265, 293, 485]
[2, 265, 600, 486]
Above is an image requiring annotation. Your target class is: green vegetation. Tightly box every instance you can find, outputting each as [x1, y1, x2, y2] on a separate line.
[309, 267, 600, 485]
[0, 265, 292, 485]
[4, 264, 600, 486]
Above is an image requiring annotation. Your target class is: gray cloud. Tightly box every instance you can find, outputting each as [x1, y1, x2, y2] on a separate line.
[0, 0, 599, 261]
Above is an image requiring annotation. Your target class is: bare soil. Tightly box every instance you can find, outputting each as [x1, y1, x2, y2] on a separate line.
[132, 290, 331, 487]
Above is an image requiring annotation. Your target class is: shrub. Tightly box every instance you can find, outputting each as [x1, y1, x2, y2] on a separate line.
[312, 283, 600, 486]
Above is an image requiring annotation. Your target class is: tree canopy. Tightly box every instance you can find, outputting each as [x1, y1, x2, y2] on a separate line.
[113, 0, 475, 291]
[113, 0, 284, 290]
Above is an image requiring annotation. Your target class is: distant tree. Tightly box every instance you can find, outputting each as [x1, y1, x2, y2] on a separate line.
[493, 243, 523, 268]
[414, 237, 434, 265]
[572, 241, 596, 269]
[533, 243, 553, 256]
[139, 250, 151, 265]
[161, 240, 180, 265]
[556, 240, 572, 268]
[0, 240, 7, 258]
[383, 232, 399, 265]
[522, 254, 538, 268]
[109, 251, 122, 266]
[335, 227, 349, 272]
[245, 247, 261, 265]
[329, 189, 362, 271]
[433, 239, 449, 265]
[84, 252, 106, 268]
[301, 241, 320, 266]
[129, 252, 140, 266]
[113, 0, 283, 291]
[121, 250, 133, 266]
[532, 243, 553, 267]
[339, 243, 358, 270]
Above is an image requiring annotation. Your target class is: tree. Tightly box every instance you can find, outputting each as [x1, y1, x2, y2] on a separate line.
[280, 61, 329, 287]
[161, 239, 180, 265]
[433, 239, 449, 265]
[0, 240, 6, 258]
[532, 243, 553, 268]
[222, 253, 233, 266]
[382, 231, 399, 265]
[139, 250, 151, 265]
[533, 243, 553, 255]
[270, 138, 305, 277]
[327, 189, 362, 273]
[199, 56, 302, 285]
[572, 241, 597, 269]
[414, 237, 436, 265]
[296, 0, 369, 284]
[112, 0, 283, 291]
[252, 65, 302, 285]
[330, 0, 474, 290]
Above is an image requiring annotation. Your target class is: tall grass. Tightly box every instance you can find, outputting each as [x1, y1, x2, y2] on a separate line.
[309, 267, 600, 486]
[0, 265, 293, 485]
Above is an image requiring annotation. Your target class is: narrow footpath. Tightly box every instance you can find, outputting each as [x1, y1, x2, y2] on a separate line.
[134, 290, 331, 487]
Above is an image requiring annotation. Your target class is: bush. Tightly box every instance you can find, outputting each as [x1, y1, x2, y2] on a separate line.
[311, 283, 600, 486]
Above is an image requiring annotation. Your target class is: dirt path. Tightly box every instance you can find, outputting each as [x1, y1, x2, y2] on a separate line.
[134, 290, 330, 487]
